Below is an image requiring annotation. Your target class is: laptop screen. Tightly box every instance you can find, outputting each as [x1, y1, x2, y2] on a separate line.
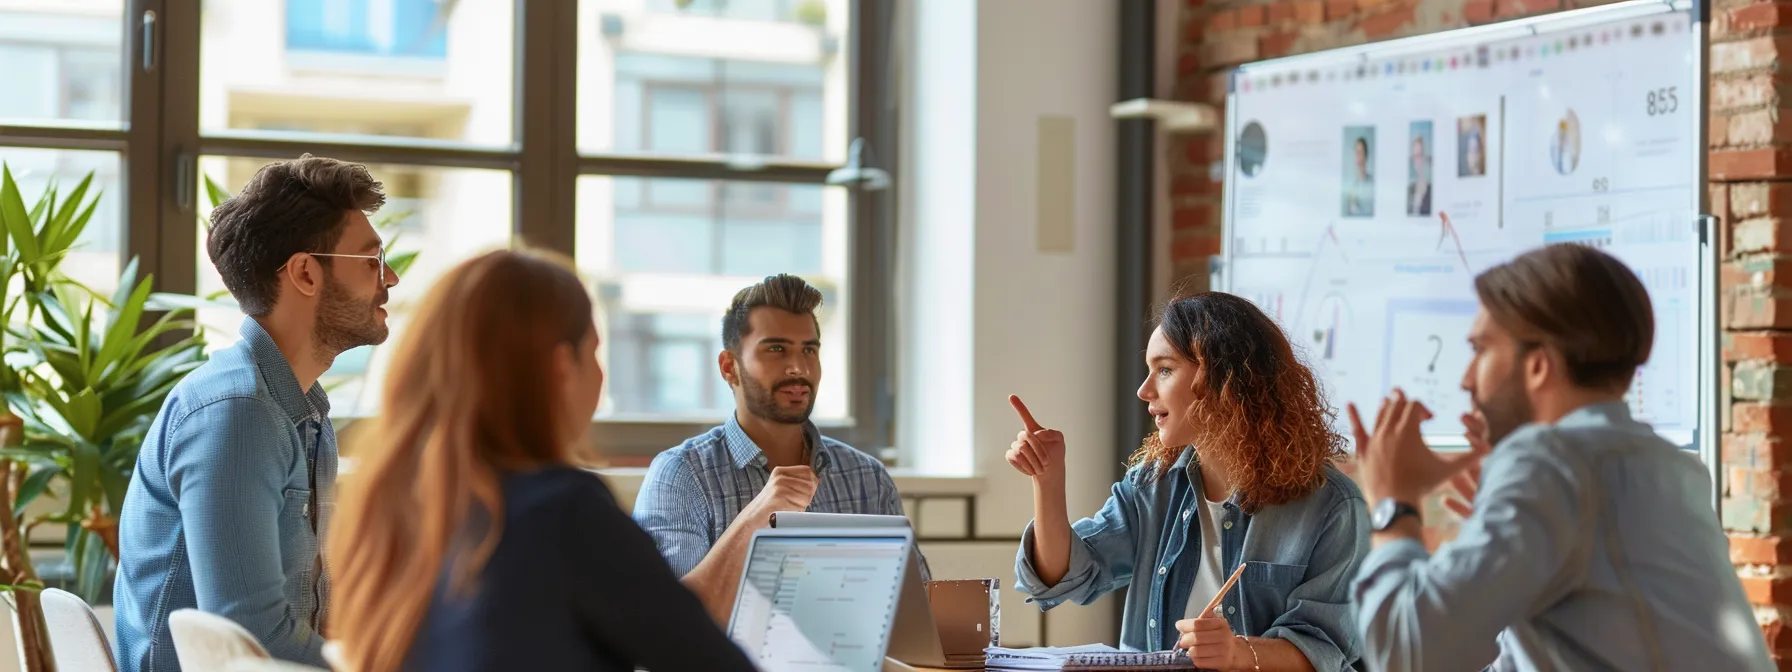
[727, 534, 911, 672]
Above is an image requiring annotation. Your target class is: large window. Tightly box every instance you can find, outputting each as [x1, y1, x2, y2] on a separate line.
[0, 0, 893, 457]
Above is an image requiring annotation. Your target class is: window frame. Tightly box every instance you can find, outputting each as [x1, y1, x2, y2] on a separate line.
[0, 0, 898, 460]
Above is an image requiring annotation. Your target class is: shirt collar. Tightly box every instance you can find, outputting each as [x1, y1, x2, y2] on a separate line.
[723, 412, 830, 472]
[240, 317, 331, 424]
[1174, 445, 1240, 509]
[1554, 400, 1635, 429]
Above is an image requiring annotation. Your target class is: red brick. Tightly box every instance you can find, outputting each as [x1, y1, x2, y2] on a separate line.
[1726, 496, 1792, 534]
[1207, 72, 1232, 104]
[1464, 0, 1496, 22]
[1202, 33, 1261, 67]
[1742, 574, 1792, 605]
[1727, 432, 1792, 470]
[1358, 0, 1395, 10]
[1178, 53, 1201, 75]
[1260, 31, 1300, 58]
[1718, 183, 1736, 258]
[1294, 0, 1325, 23]
[1184, 137, 1224, 163]
[1715, 75, 1781, 110]
[1731, 467, 1792, 500]
[1736, 219, 1792, 254]
[1727, 256, 1792, 290]
[1326, 0, 1357, 20]
[1729, 109, 1792, 147]
[1737, 403, 1792, 433]
[1714, 37, 1792, 75]
[1733, 535, 1792, 565]
[1357, 3, 1416, 38]
[1729, 332, 1792, 362]
[1237, 4, 1268, 27]
[1733, 292, 1792, 329]
[1735, 183, 1792, 220]
[1713, 148, 1792, 181]
[1732, 2, 1792, 32]
[1209, 9, 1238, 31]
[1174, 201, 1217, 231]
[1766, 617, 1788, 651]
[1269, 1, 1297, 24]
[1172, 232, 1224, 262]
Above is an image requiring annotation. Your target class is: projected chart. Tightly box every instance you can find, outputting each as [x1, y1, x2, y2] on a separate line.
[730, 537, 908, 672]
[1225, 5, 1701, 442]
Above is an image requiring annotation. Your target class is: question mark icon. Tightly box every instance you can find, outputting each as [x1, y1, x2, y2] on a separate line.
[1426, 335, 1443, 373]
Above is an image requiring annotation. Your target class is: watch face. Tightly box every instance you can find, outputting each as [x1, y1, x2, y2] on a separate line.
[1372, 498, 1398, 529]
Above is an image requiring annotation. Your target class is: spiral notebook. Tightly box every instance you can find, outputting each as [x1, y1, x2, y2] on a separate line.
[983, 644, 1202, 671]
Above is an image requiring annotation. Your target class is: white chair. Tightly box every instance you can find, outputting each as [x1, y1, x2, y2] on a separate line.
[167, 609, 270, 672]
[321, 640, 349, 671]
[40, 588, 117, 672]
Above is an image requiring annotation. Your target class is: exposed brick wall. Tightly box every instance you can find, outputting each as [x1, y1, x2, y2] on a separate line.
[1176, 0, 1792, 664]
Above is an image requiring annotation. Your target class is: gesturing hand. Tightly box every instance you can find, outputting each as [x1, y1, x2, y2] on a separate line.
[1005, 395, 1066, 483]
[1346, 388, 1482, 506]
[1442, 412, 1493, 519]
[744, 466, 818, 525]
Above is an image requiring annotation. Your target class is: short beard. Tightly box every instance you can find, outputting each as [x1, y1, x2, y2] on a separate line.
[313, 275, 387, 362]
[1474, 365, 1536, 447]
[740, 370, 815, 425]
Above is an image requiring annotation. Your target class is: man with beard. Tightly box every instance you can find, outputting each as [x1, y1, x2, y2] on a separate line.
[634, 274, 905, 621]
[1347, 244, 1772, 671]
[114, 155, 398, 672]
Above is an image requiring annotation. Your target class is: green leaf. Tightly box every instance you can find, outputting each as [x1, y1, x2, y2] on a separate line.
[98, 461, 128, 515]
[75, 529, 109, 601]
[14, 465, 59, 513]
[95, 274, 153, 381]
[65, 442, 98, 519]
[42, 173, 93, 254]
[0, 165, 29, 257]
[107, 258, 140, 315]
[388, 251, 420, 277]
[1, 168, 41, 263]
[203, 174, 232, 212]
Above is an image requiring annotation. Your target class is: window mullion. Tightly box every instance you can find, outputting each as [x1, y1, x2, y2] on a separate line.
[514, 0, 578, 256]
[151, 0, 201, 296]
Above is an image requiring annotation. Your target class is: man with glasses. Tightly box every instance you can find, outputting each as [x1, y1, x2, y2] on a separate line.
[114, 155, 400, 672]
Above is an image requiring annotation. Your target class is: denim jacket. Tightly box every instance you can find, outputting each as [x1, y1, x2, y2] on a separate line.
[1015, 448, 1369, 671]
[114, 318, 336, 672]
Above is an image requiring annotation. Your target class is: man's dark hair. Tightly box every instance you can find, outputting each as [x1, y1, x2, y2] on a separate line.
[1474, 243, 1654, 392]
[722, 274, 823, 352]
[207, 155, 386, 317]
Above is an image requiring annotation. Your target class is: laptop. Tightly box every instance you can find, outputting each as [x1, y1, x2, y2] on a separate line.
[769, 513, 984, 669]
[727, 528, 915, 672]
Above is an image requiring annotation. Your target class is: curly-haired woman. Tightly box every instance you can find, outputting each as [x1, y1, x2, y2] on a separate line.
[1010, 292, 1369, 671]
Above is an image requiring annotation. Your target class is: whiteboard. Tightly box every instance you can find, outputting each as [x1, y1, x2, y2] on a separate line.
[1218, 0, 1711, 452]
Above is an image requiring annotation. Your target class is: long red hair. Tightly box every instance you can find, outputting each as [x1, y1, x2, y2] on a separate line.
[326, 249, 595, 672]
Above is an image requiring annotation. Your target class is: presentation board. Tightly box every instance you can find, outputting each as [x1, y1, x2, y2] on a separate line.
[1220, 0, 1710, 450]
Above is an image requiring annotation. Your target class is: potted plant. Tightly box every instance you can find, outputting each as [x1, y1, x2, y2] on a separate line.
[0, 164, 209, 670]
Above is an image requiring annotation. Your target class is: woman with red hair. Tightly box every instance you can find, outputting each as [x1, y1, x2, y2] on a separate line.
[1009, 291, 1369, 671]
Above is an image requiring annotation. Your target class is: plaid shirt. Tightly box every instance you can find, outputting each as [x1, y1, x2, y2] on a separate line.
[634, 414, 904, 576]
[114, 318, 336, 672]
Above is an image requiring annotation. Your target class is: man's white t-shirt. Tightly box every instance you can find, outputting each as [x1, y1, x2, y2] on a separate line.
[1184, 496, 1230, 618]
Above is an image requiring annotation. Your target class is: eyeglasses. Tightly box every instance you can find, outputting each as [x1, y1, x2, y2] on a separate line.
[278, 245, 389, 273]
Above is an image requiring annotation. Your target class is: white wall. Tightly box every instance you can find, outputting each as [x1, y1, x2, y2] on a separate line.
[899, 0, 1120, 647]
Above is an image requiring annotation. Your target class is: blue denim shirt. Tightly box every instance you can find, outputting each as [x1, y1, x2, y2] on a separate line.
[634, 414, 904, 576]
[1353, 402, 1774, 671]
[114, 318, 337, 672]
[1015, 448, 1369, 671]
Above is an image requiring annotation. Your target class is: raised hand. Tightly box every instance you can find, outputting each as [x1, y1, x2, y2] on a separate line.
[1005, 395, 1067, 482]
[743, 466, 819, 524]
[1347, 388, 1482, 506]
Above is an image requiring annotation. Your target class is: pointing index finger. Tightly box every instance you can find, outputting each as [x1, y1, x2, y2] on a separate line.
[1009, 395, 1044, 432]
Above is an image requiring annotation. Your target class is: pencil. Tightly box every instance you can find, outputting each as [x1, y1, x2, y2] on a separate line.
[1201, 562, 1247, 618]
[1173, 562, 1249, 659]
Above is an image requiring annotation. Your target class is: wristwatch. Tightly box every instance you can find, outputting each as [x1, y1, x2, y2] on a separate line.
[1370, 498, 1422, 531]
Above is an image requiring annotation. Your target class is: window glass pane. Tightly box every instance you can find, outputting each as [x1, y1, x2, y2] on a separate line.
[0, 2, 126, 127]
[195, 158, 513, 418]
[202, 0, 515, 146]
[576, 175, 849, 421]
[0, 148, 123, 299]
[578, 0, 848, 162]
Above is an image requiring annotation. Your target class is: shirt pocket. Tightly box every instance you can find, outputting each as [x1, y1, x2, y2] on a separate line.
[1240, 561, 1306, 632]
[280, 488, 317, 576]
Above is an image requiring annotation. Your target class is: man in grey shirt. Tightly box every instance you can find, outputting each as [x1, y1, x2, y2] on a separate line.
[1347, 244, 1773, 671]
